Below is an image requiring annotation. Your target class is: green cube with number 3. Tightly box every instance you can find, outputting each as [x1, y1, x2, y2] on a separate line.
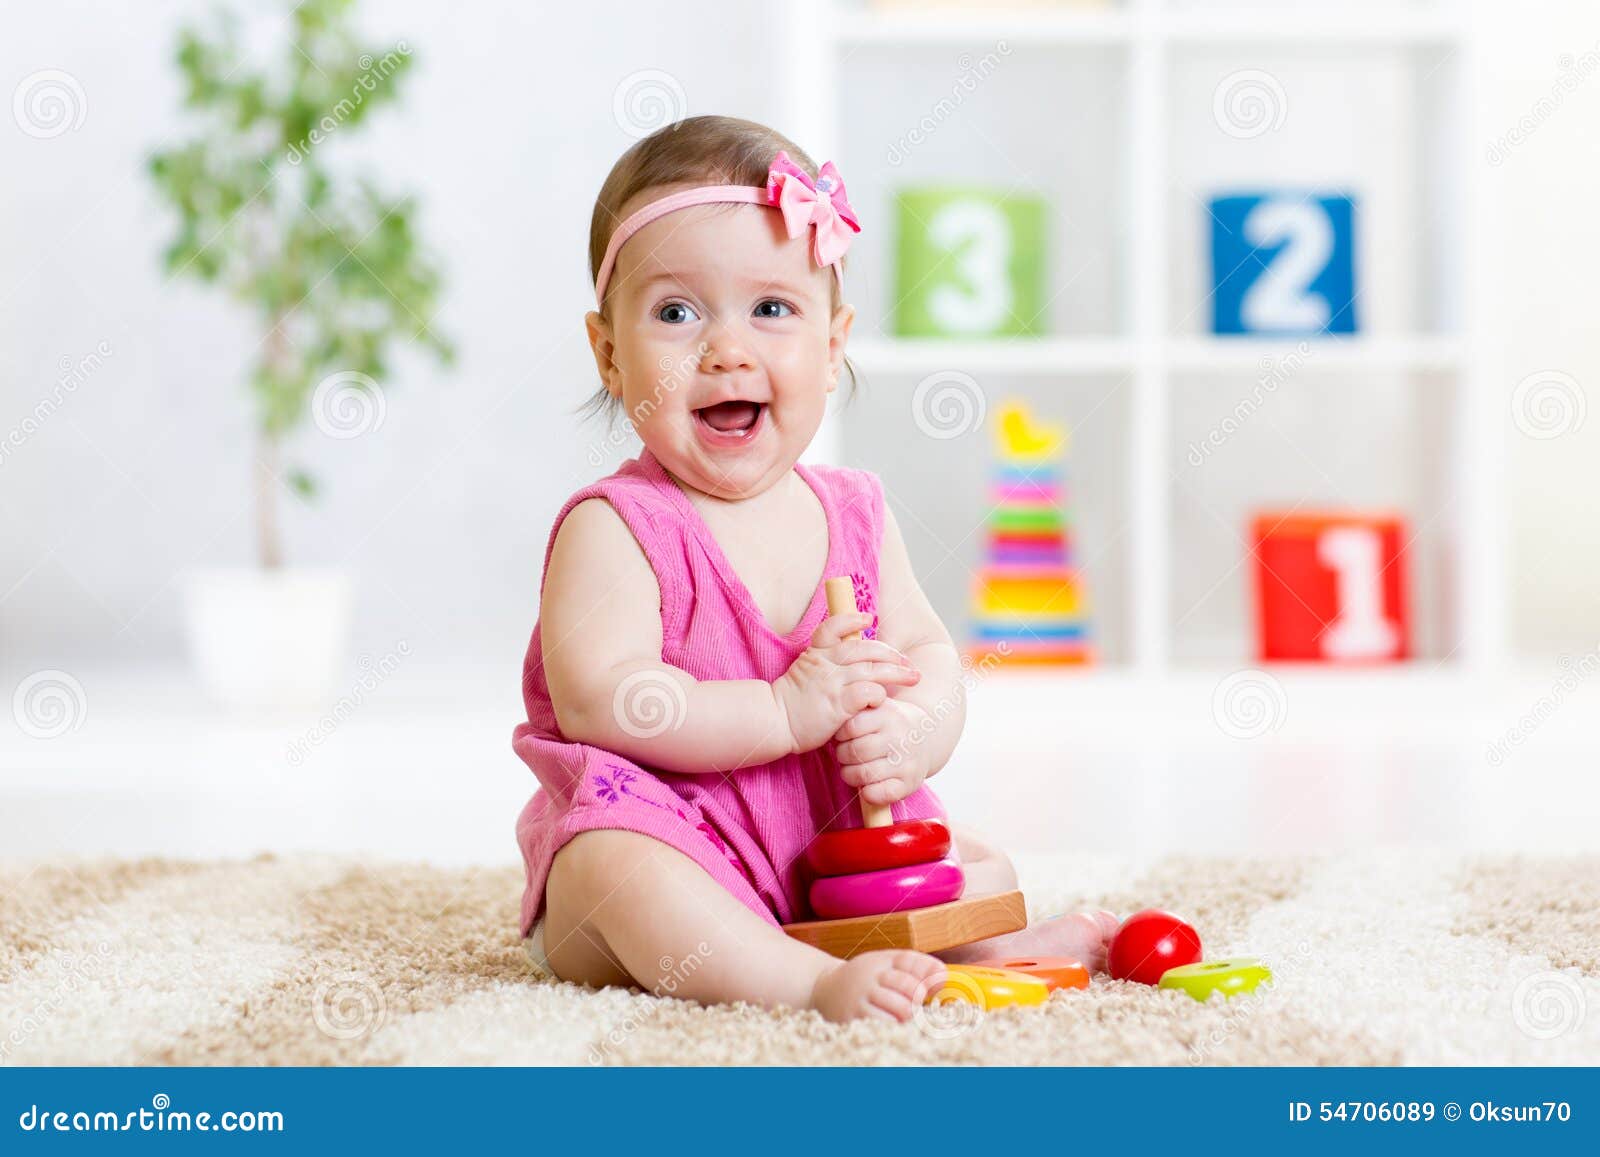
[892, 187, 1048, 338]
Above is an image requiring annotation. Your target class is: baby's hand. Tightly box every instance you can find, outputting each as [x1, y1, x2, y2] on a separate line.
[832, 698, 935, 807]
[773, 611, 921, 755]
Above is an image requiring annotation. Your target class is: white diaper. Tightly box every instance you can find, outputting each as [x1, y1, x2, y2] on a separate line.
[522, 918, 554, 979]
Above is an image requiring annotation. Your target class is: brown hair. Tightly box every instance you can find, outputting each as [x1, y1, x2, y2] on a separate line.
[580, 115, 855, 421]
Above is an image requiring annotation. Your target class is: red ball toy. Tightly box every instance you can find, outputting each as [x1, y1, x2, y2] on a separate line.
[1107, 909, 1202, 986]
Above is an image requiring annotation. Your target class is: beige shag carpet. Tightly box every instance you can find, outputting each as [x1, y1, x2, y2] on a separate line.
[2, 851, 1596, 1066]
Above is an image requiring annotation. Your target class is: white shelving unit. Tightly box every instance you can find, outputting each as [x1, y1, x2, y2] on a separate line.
[788, 0, 1498, 678]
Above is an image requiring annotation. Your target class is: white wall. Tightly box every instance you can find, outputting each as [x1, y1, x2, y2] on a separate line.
[0, 0, 777, 676]
[3, 0, 1600, 681]
[1475, 0, 1600, 654]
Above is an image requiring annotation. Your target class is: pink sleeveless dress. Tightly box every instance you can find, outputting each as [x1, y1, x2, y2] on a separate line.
[512, 447, 952, 938]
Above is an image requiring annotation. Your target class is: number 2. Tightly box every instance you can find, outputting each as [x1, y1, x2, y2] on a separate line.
[1241, 198, 1333, 332]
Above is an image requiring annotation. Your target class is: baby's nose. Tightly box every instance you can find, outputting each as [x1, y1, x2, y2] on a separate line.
[701, 323, 756, 372]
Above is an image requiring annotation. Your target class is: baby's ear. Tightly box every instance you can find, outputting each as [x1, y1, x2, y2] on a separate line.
[827, 303, 855, 390]
[585, 310, 622, 397]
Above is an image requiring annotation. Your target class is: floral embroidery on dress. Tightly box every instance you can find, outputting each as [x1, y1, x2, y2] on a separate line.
[594, 764, 752, 883]
[850, 571, 878, 639]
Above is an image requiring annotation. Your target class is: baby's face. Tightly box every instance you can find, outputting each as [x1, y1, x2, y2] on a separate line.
[589, 192, 852, 500]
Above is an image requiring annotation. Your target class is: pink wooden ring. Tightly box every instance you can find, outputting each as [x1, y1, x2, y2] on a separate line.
[808, 855, 965, 920]
[804, 818, 952, 878]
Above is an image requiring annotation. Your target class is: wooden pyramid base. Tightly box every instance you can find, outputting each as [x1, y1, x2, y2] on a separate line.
[782, 891, 1027, 959]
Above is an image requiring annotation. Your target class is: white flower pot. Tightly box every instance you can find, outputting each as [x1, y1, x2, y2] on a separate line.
[183, 568, 352, 708]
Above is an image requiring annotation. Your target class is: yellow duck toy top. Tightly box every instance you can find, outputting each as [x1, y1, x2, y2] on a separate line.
[998, 400, 1065, 462]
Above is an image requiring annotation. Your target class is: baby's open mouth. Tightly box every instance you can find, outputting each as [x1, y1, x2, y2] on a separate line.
[694, 400, 765, 436]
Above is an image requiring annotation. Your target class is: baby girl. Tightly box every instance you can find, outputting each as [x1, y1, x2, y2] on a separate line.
[514, 115, 1115, 1023]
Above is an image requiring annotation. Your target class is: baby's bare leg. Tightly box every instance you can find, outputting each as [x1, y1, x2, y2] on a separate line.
[543, 829, 945, 1022]
[939, 824, 1118, 969]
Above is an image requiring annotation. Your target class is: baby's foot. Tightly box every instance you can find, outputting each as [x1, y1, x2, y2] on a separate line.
[944, 907, 1119, 972]
[1020, 908, 1119, 972]
[810, 950, 947, 1023]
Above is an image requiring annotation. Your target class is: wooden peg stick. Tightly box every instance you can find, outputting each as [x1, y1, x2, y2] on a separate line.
[823, 575, 894, 829]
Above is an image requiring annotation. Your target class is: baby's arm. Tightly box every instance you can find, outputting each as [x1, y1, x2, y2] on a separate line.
[832, 505, 967, 804]
[540, 498, 919, 774]
[874, 505, 966, 770]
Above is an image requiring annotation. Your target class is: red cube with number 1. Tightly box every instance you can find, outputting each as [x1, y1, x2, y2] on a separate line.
[1252, 510, 1410, 663]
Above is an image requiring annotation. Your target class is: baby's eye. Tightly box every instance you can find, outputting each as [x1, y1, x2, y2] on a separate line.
[753, 299, 794, 319]
[656, 301, 699, 324]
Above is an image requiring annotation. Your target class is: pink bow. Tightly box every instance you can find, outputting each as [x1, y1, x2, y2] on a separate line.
[766, 151, 860, 269]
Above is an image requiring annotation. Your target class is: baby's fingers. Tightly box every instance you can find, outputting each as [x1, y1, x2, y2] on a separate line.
[833, 705, 888, 742]
[811, 611, 875, 649]
[834, 732, 890, 768]
[843, 680, 888, 714]
[857, 769, 913, 806]
[842, 660, 921, 689]
[836, 639, 913, 668]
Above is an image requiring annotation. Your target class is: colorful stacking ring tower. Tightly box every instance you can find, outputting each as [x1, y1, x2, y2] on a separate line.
[968, 400, 1094, 665]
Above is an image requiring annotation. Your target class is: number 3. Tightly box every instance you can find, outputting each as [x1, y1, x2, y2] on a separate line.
[926, 199, 1013, 334]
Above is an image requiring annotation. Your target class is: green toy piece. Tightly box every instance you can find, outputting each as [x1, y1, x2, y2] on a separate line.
[1159, 956, 1274, 1002]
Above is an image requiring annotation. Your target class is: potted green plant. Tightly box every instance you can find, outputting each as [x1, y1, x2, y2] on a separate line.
[149, 0, 452, 706]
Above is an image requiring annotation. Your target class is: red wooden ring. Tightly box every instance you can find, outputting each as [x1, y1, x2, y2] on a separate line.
[808, 856, 965, 920]
[803, 818, 952, 878]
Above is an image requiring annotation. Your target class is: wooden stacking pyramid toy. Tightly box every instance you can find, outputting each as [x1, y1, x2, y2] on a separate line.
[968, 401, 1094, 666]
[782, 577, 1027, 959]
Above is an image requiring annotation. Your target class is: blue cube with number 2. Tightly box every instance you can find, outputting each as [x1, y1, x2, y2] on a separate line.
[1209, 192, 1357, 336]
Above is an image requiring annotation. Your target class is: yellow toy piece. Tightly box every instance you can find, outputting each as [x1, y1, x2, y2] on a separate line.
[976, 576, 1084, 615]
[998, 401, 1064, 461]
[926, 964, 1050, 1010]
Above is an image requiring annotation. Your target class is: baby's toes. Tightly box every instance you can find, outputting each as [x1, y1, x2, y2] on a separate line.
[1093, 908, 1121, 941]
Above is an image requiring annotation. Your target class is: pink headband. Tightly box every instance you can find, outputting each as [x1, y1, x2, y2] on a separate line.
[593, 150, 860, 309]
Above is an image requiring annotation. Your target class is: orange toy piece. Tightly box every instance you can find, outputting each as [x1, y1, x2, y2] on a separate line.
[927, 965, 1049, 1010]
[969, 955, 1089, 992]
